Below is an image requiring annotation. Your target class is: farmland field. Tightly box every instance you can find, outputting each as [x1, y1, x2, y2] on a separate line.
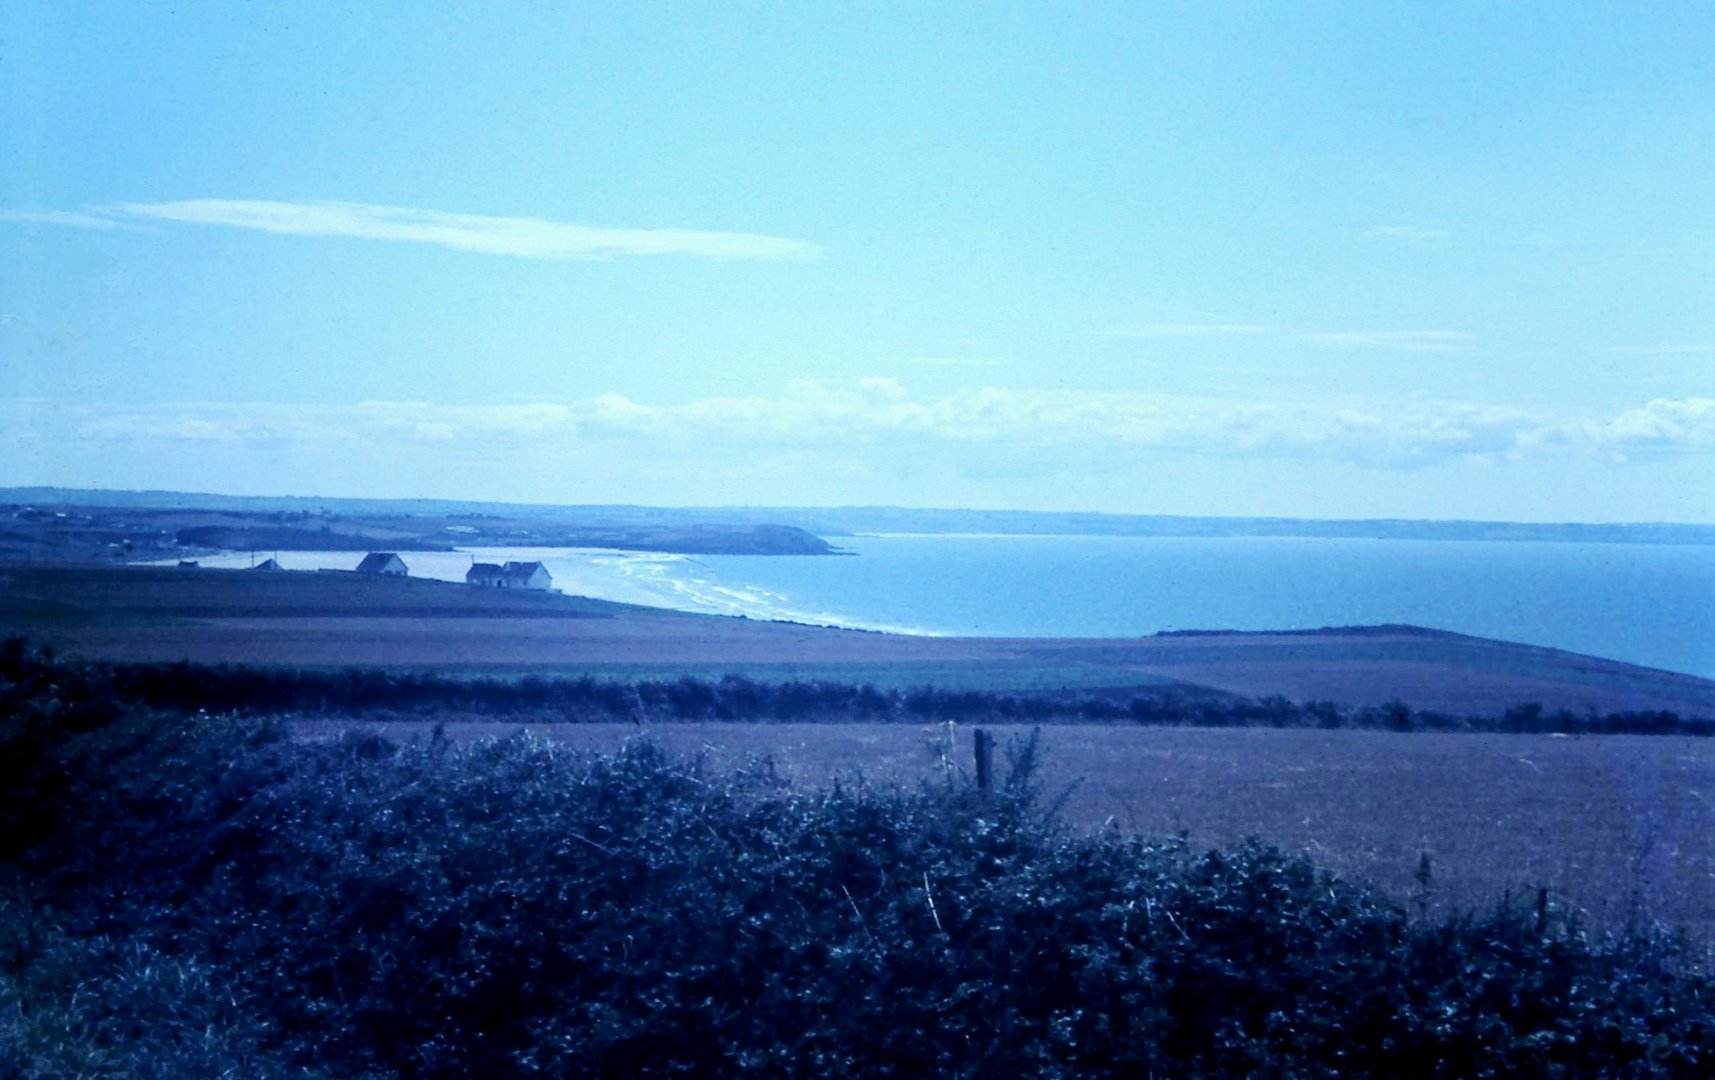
[15, 562, 1715, 954]
[6, 564, 1713, 715]
[299, 718, 1715, 952]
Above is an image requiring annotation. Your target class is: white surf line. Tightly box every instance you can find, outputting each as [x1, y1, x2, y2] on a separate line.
[149, 545, 946, 636]
[599, 549, 946, 636]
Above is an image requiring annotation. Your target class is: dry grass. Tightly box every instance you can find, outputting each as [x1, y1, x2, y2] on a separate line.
[297, 719, 1715, 952]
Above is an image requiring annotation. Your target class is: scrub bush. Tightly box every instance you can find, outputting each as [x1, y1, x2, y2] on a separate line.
[4, 643, 1714, 1076]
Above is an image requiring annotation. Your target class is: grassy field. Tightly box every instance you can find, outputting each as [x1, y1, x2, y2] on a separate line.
[5, 563, 1713, 715]
[0, 562, 636, 619]
[296, 719, 1715, 952]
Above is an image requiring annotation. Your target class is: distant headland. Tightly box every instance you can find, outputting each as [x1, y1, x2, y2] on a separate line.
[2, 487, 1712, 556]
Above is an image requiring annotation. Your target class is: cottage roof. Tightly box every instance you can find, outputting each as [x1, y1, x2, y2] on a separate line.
[356, 552, 406, 573]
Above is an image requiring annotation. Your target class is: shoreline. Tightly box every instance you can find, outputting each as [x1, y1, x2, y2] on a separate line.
[3, 562, 1712, 718]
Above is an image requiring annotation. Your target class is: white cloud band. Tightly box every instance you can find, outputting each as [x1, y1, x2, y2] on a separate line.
[11, 385, 1711, 472]
[2, 199, 818, 260]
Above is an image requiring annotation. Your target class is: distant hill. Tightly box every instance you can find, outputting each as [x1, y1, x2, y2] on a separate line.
[4, 487, 1711, 546]
[0, 491, 839, 561]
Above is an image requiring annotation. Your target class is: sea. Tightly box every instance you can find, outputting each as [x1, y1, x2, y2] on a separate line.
[174, 534, 1715, 679]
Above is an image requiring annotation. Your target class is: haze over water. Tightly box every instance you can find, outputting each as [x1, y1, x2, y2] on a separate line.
[185, 535, 1715, 680]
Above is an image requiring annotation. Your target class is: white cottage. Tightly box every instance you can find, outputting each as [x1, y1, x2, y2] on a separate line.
[466, 560, 552, 590]
[500, 561, 552, 590]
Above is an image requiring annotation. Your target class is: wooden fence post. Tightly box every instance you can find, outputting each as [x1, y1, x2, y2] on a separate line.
[974, 728, 994, 794]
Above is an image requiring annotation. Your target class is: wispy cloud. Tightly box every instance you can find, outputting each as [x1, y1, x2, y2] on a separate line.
[1607, 344, 1715, 356]
[60, 399, 580, 445]
[0, 208, 154, 232]
[1104, 323, 1474, 354]
[1366, 225, 1450, 242]
[1302, 330, 1472, 353]
[1, 199, 818, 260]
[1104, 323, 1271, 339]
[899, 356, 1006, 368]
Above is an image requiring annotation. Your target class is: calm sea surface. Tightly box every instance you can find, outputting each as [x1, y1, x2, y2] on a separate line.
[181, 535, 1715, 678]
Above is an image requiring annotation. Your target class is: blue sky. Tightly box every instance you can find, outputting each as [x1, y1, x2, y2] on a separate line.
[2, 2, 1711, 521]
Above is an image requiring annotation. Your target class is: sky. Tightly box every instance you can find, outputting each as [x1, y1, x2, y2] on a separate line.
[2, 1, 1712, 522]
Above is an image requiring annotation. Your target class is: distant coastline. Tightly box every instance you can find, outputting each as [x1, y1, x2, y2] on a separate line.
[800, 512, 1715, 546]
[4, 486, 1713, 548]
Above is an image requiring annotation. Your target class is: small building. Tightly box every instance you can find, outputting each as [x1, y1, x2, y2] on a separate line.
[501, 561, 552, 590]
[466, 560, 552, 590]
[356, 552, 409, 576]
[177, 560, 199, 568]
[466, 562, 504, 587]
[252, 558, 284, 572]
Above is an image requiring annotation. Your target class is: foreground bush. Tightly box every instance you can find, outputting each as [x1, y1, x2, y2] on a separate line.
[3, 645, 1714, 1076]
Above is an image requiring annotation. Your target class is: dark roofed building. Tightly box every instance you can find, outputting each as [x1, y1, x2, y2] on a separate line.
[465, 562, 504, 587]
[356, 552, 409, 576]
[252, 558, 284, 572]
[501, 561, 552, 590]
[466, 560, 552, 590]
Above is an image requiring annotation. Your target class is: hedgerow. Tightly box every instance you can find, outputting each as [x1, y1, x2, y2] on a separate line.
[3, 641, 1714, 1076]
[4, 638, 1708, 736]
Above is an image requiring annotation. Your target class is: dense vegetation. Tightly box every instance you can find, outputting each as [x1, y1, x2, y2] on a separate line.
[14, 641, 1709, 737]
[4, 641, 1714, 1076]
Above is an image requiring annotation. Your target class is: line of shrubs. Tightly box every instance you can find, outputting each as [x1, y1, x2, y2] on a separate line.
[5, 642, 1715, 1075]
[3, 637, 1708, 736]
